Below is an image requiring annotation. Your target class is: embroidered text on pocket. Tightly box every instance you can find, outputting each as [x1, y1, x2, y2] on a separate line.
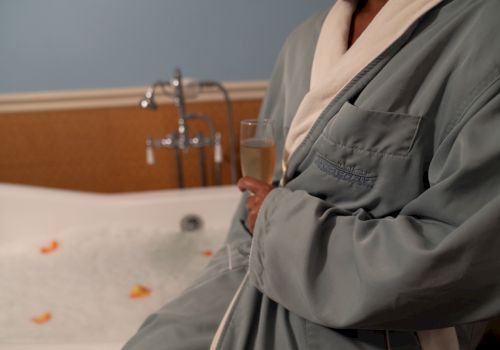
[314, 153, 377, 188]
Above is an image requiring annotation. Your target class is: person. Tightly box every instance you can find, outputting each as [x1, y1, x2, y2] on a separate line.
[123, 0, 500, 349]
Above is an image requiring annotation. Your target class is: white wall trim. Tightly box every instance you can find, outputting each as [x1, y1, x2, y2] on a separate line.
[0, 80, 268, 113]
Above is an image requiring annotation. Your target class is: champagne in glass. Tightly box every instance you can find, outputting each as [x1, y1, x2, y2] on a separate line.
[240, 119, 275, 184]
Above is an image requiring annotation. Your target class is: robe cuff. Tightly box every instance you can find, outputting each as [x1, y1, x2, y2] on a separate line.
[248, 187, 291, 290]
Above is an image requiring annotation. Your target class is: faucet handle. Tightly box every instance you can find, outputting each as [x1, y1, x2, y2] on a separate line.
[214, 132, 223, 164]
[146, 137, 155, 165]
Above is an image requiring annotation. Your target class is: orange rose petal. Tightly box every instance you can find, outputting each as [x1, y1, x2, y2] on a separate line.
[40, 240, 59, 254]
[32, 312, 51, 324]
[129, 285, 151, 299]
[201, 249, 213, 257]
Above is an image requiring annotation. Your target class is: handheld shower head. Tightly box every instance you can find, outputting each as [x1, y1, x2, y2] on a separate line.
[139, 96, 157, 109]
[139, 86, 158, 110]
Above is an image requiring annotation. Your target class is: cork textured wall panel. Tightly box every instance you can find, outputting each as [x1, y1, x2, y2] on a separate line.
[0, 99, 262, 192]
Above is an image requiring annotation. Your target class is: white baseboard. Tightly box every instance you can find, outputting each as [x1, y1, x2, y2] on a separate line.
[0, 80, 268, 113]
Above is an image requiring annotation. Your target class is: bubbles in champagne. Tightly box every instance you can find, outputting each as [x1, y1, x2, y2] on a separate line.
[240, 138, 276, 184]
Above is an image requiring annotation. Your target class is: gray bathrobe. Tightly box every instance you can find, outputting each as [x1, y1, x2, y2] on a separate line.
[123, 0, 500, 349]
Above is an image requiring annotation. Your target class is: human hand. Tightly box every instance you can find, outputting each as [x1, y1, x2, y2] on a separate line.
[237, 176, 274, 234]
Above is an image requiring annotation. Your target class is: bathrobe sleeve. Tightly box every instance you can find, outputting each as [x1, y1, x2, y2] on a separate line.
[248, 75, 500, 331]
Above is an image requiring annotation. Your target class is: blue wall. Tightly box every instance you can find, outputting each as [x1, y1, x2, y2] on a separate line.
[0, 0, 332, 94]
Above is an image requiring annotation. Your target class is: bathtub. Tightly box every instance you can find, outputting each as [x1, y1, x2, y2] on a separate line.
[0, 183, 241, 350]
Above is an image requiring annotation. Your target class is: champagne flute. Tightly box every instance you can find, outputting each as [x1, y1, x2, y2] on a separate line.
[239, 119, 276, 184]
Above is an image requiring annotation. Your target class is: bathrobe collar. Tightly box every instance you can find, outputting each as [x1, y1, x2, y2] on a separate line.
[283, 0, 444, 168]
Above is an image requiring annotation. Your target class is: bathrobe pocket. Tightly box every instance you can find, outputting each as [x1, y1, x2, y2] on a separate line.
[321, 101, 422, 157]
[288, 102, 424, 215]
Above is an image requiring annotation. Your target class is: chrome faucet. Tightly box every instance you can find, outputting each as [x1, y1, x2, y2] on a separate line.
[171, 68, 189, 150]
[139, 68, 237, 188]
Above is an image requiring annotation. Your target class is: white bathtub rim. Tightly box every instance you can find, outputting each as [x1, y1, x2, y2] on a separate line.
[0, 183, 240, 204]
[0, 342, 126, 349]
[0, 183, 242, 245]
